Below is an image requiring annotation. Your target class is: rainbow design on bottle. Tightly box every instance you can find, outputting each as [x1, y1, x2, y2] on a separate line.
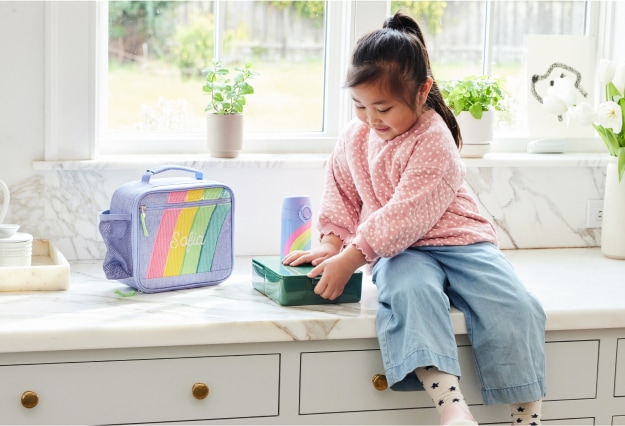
[146, 188, 231, 278]
[282, 222, 312, 256]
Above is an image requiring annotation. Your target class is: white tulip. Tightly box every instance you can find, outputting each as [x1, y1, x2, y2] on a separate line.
[596, 101, 623, 134]
[599, 59, 616, 85]
[565, 102, 596, 127]
[613, 61, 625, 96]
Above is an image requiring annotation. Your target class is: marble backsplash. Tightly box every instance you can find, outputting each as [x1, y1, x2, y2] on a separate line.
[3, 155, 607, 261]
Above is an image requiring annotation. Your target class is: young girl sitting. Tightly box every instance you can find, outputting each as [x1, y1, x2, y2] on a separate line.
[283, 11, 546, 426]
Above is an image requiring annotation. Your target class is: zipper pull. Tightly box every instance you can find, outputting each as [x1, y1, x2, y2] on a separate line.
[140, 205, 149, 236]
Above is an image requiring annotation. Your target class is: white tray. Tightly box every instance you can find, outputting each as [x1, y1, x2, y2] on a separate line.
[0, 240, 70, 291]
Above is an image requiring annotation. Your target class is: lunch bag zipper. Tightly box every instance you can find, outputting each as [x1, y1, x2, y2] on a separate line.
[139, 197, 231, 237]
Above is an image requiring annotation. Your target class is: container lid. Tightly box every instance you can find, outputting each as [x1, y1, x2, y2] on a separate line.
[0, 232, 33, 245]
[253, 256, 315, 279]
[252, 256, 362, 279]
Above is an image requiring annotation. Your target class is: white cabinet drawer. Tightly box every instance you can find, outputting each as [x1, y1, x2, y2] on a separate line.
[299, 340, 599, 414]
[616, 339, 625, 397]
[0, 354, 280, 424]
[544, 340, 598, 401]
[614, 416, 625, 425]
[299, 346, 480, 414]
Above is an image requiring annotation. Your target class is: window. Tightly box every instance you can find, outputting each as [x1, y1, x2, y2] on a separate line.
[99, 0, 361, 155]
[46, 1, 611, 161]
[398, 1, 590, 137]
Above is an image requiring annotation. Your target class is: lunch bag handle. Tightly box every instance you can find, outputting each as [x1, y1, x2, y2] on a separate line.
[141, 166, 204, 183]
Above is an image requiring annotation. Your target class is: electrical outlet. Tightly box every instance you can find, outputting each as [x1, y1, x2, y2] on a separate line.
[586, 199, 604, 228]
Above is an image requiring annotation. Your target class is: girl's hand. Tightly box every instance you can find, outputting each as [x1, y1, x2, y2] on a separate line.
[281, 243, 339, 267]
[308, 245, 367, 300]
[282, 234, 343, 267]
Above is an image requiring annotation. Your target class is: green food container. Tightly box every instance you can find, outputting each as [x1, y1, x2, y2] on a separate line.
[252, 256, 362, 306]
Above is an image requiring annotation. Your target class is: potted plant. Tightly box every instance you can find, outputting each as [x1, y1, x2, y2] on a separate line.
[202, 60, 257, 158]
[439, 75, 506, 157]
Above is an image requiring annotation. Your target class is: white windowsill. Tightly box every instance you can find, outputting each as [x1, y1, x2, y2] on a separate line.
[32, 153, 330, 171]
[32, 152, 612, 172]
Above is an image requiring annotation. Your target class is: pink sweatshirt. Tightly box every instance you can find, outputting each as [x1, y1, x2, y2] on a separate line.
[318, 109, 498, 263]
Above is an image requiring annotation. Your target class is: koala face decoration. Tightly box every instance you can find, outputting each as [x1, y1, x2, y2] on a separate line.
[531, 62, 588, 122]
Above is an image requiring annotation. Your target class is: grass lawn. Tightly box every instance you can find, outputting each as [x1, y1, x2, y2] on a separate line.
[107, 60, 325, 133]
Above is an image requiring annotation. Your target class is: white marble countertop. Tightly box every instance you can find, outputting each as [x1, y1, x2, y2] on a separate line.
[0, 248, 623, 354]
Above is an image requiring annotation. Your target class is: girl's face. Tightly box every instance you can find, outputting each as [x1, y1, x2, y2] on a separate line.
[351, 78, 432, 141]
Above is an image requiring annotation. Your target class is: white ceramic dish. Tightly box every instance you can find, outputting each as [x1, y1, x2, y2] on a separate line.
[0, 224, 20, 239]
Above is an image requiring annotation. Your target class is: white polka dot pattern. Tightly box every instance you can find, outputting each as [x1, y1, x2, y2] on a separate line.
[317, 110, 498, 262]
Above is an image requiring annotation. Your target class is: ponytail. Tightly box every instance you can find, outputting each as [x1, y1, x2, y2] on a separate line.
[428, 80, 463, 149]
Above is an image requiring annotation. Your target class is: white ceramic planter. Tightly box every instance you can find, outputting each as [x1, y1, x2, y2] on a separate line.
[601, 157, 625, 259]
[457, 110, 494, 158]
[206, 113, 243, 158]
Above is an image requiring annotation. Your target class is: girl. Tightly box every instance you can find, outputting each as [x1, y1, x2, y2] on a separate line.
[283, 11, 546, 426]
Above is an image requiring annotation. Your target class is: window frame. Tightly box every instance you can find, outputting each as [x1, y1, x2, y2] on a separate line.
[45, 1, 614, 161]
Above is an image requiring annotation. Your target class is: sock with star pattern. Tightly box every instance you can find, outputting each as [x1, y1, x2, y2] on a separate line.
[510, 400, 542, 425]
[415, 366, 467, 416]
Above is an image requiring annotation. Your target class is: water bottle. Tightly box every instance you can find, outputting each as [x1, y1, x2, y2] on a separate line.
[280, 196, 312, 257]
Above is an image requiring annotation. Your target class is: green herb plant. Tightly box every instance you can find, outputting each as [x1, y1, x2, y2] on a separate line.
[202, 60, 257, 115]
[439, 75, 506, 120]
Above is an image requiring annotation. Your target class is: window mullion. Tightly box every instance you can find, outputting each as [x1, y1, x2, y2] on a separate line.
[213, 0, 226, 60]
[325, 0, 387, 133]
[482, 0, 494, 76]
[592, 1, 613, 60]
[323, 0, 353, 136]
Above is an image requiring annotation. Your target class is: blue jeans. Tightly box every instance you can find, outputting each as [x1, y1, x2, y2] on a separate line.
[371, 242, 546, 405]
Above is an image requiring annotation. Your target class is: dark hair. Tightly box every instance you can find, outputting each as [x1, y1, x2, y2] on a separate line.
[345, 11, 462, 149]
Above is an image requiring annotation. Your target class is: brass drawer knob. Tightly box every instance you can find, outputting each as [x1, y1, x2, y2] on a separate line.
[192, 382, 209, 400]
[372, 374, 388, 391]
[21, 391, 39, 409]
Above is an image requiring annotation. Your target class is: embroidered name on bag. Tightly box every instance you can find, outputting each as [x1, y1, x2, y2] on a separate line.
[147, 188, 231, 278]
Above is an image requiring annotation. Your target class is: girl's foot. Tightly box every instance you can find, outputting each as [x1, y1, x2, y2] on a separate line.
[440, 400, 478, 425]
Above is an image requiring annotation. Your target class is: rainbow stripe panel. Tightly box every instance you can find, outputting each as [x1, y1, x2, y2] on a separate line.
[147, 188, 231, 278]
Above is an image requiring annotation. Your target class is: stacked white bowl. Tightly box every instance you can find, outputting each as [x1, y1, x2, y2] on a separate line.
[0, 179, 32, 267]
[0, 231, 33, 267]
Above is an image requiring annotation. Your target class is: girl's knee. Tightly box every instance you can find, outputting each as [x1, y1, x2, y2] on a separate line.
[522, 292, 547, 325]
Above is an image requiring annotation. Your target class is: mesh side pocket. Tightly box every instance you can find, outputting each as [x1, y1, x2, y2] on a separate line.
[99, 210, 133, 280]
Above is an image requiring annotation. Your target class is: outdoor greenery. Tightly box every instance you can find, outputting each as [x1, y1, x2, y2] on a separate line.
[391, 0, 447, 34]
[109, 1, 327, 77]
[107, 1, 447, 77]
[105, 1, 528, 133]
[174, 14, 216, 78]
[269, 1, 325, 23]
